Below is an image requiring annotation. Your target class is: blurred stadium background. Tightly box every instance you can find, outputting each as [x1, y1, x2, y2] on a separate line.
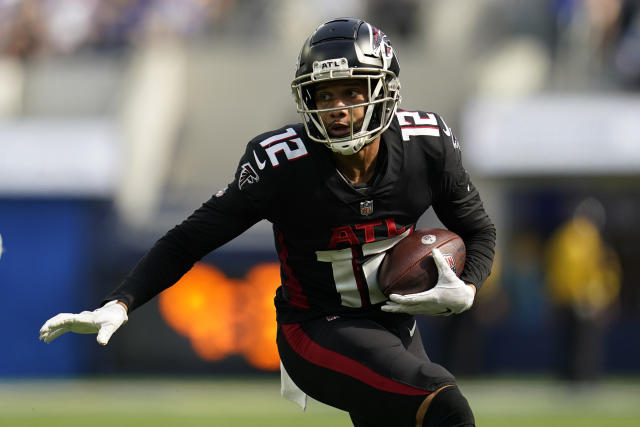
[1, 0, 639, 425]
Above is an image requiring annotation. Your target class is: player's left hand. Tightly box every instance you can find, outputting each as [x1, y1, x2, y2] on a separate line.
[381, 248, 475, 316]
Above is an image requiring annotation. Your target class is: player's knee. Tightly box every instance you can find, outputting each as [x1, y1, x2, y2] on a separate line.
[422, 385, 475, 427]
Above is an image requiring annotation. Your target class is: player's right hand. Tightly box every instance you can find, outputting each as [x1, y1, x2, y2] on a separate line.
[39, 300, 128, 346]
[382, 249, 475, 316]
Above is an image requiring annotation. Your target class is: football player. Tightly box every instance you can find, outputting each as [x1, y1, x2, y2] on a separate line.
[40, 18, 495, 427]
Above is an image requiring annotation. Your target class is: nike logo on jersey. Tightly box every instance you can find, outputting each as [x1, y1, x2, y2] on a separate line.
[409, 321, 417, 337]
[238, 162, 259, 190]
[253, 151, 267, 170]
[441, 116, 452, 137]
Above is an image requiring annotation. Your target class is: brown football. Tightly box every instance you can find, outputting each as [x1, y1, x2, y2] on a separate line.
[378, 228, 466, 296]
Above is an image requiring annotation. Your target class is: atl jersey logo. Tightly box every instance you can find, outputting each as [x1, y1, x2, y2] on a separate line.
[327, 218, 410, 248]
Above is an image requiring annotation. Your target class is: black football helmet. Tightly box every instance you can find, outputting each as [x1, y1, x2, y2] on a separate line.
[292, 18, 401, 155]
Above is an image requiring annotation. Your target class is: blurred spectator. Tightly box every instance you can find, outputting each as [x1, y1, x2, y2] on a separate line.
[612, 0, 640, 87]
[142, 0, 225, 40]
[41, 0, 99, 54]
[0, 0, 237, 57]
[87, 0, 156, 52]
[551, 0, 640, 89]
[544, 197, 622, 382]
[1, 0, 49, 59]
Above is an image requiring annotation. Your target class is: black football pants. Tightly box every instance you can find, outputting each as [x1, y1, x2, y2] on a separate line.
[277, 312, 460, 426]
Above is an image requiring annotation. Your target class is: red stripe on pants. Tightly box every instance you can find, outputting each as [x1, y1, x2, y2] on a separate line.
[281, 323, 430, 396]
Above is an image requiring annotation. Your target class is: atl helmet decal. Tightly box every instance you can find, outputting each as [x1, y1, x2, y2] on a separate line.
[238, 162, 259, 190]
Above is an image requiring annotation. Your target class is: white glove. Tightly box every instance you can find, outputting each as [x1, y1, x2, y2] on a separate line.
[39, 300, 128, 345]
[381, 248, 475, 316]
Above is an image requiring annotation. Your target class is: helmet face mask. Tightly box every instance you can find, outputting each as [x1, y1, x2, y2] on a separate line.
[292, 18, 401, 156]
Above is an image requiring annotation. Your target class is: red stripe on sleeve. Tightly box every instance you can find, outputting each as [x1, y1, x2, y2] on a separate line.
[277, 232, 310, 309]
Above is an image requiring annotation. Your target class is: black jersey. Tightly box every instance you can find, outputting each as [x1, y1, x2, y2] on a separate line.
[104, 110, 495, 323]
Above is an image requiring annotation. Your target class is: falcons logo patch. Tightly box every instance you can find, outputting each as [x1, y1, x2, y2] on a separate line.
[238, 162, 259, 190]
[368, 23, 394, 66]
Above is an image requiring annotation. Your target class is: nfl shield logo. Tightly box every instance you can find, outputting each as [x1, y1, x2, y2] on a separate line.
[360, 200, 374, 216]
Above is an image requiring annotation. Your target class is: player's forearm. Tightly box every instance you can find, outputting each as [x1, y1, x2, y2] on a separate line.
[103, 196, 261, 312]
[457, 212, 495, 289]
[102, 236, 198, 311]
[433, 183, 496, 289]
[452, 200, 495, 289]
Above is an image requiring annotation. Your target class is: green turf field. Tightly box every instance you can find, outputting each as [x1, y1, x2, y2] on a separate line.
[1, 377, 639, 426]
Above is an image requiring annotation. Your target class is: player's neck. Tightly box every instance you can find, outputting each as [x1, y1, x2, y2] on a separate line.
[333, 137, 381, 185]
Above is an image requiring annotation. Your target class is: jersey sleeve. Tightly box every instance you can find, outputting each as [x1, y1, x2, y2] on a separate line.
[102, 139, 279, 312]
[430, 114, 496, 289]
